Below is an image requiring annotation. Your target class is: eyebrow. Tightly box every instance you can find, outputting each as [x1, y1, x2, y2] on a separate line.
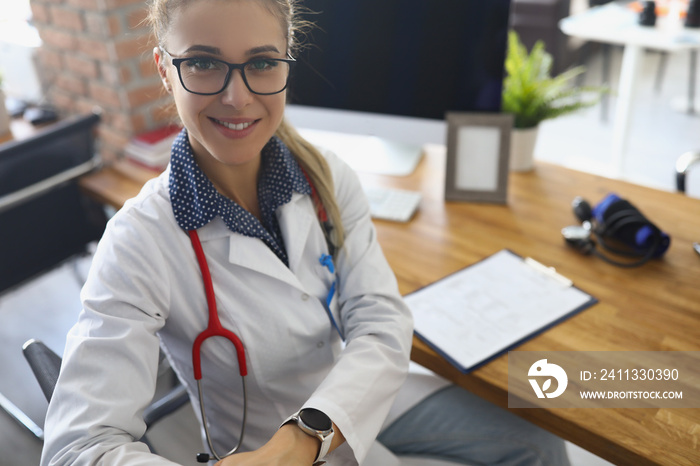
[181, 44, 281, 57]
[247, 45, 281, 55]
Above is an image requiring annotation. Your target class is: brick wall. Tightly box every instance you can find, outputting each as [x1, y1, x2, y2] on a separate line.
[29, 0, 175, 162]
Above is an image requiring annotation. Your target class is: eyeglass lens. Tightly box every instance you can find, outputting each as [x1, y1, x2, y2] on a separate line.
[177, 57, 291, 95]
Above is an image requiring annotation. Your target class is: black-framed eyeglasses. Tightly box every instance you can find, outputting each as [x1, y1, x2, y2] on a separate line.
[161, 48, 296, 96]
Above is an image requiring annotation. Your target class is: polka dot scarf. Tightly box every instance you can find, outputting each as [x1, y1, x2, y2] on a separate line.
[169, 129, 311, 267]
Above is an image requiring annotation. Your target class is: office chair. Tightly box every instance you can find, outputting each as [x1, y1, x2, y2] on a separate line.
[22, 339, 190, 452]
[676, 150, 700, 193]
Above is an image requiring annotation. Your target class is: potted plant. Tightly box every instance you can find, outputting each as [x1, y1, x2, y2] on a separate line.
[501, 30, 605, 171]
[0, 70, 11, 138]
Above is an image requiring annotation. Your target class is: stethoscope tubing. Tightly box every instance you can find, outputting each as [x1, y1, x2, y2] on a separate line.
[189, 229, 247, 461]
[189, 229, 247, 378]
[197, 377, 247, 461]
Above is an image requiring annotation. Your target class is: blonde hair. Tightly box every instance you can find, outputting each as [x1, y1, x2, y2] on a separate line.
[146, 0, 345, 251]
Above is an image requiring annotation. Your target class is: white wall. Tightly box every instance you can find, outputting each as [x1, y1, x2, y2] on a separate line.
[0, 2, 43, 102]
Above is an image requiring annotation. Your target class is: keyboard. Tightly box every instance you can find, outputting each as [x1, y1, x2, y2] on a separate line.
[363, 187, 422, 222]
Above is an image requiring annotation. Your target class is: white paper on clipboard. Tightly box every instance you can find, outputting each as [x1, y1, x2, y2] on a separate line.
[406, 249, 597, 373]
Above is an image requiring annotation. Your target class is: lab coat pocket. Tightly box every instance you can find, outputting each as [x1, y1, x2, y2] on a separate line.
[250, 284, 337, 396]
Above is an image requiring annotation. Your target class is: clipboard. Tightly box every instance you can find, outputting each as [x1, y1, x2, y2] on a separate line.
[406, 249, 597, 373]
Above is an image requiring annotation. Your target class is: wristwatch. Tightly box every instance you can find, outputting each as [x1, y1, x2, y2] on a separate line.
[281, 408, 334, 465]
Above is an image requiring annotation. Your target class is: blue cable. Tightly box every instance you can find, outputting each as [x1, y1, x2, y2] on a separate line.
[319, 254, 344, 341]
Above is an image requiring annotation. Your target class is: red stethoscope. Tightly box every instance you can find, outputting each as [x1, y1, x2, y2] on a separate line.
[187, 176, 342, 463]
[188, 228, 247, 463]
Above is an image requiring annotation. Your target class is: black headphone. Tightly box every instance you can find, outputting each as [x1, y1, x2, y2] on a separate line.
[561, 195, 670, 268]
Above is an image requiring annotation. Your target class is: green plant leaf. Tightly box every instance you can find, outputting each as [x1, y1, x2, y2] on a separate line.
[502, 30, 607, 128]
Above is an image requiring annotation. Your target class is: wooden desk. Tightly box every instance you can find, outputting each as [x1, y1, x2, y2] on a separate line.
[79, 149, 700, 466]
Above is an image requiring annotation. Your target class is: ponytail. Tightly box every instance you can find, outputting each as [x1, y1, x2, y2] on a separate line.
[276, 119, 345, 252]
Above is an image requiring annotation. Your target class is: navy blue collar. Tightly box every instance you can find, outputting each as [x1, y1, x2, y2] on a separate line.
[169, 129, 311, 264]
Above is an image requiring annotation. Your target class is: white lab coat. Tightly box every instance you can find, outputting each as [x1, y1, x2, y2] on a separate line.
[41, 149, 418, 465]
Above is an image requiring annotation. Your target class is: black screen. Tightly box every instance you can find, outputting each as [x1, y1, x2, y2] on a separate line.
[288, 0, 513, 121]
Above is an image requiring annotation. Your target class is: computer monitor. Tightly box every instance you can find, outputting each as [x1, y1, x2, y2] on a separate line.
[286, 0, 513, 174]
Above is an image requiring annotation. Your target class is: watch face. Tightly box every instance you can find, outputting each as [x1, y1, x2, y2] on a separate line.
[299, 408, 332, 431]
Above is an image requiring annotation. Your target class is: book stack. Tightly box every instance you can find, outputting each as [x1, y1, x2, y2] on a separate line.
[124, 124, 181, 171]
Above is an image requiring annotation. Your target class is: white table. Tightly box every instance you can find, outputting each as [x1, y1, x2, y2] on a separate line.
[560, 1, 700, 177]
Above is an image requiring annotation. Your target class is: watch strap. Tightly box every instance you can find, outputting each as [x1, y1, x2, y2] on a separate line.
[314, 428, 332, 465]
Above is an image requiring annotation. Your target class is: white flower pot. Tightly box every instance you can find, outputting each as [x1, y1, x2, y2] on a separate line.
[509, 126, 539, 172]
[0, 90, 10, 138]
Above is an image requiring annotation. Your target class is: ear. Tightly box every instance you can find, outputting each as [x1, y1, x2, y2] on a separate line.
[154, 47, 173, 93]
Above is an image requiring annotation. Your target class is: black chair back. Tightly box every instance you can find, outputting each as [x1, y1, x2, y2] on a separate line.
[22, 339, 61, 402]
[0, 113, 107, 293]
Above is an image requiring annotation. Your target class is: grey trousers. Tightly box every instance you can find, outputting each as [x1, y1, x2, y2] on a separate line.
[378, 385, 571, 466]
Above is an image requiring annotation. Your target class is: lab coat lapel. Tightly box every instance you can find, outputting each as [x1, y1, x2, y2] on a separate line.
[192, 217, 231, 242]
[227, 235, 301, 289]
[195, 195, 317, 289]
[278, 193, 316, 274]
[196, 217, 302, 289]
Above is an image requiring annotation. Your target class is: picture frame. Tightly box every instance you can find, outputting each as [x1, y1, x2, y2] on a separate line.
[444, 112, 514, 204]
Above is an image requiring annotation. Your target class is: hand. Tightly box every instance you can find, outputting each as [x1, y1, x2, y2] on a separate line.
[214, 424, 318, 466]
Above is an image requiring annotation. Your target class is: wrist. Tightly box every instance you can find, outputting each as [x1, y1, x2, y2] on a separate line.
[280, 408, 335, 464]
[277, 423, 320, 464]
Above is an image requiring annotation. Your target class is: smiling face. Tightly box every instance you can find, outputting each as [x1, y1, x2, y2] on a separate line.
[155, 0, 288, 172]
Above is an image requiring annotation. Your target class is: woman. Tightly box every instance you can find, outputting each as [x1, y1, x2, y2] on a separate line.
[42, 1, 569, 465]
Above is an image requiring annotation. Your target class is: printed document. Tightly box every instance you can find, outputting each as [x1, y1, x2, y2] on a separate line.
[406, 249, 596, 373]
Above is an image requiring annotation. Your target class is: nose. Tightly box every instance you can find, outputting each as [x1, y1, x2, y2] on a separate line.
[220, 69, 253, 108]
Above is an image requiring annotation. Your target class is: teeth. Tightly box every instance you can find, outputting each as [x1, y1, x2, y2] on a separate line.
[214, 119, 253, 130]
